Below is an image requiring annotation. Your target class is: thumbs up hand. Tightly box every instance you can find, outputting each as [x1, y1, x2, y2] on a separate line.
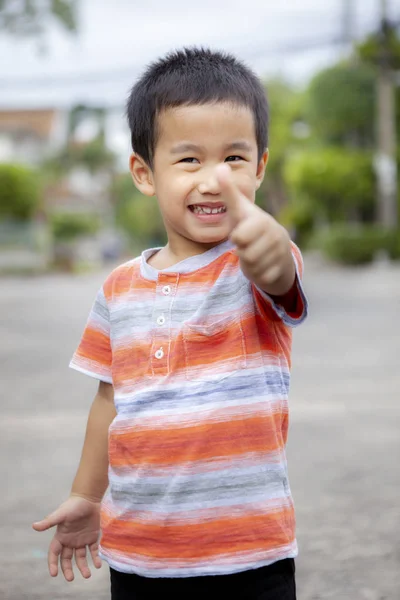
[216, 164, 296, 296]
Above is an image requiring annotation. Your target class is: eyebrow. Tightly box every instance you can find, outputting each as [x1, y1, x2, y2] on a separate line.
[170, 141, 253, 155]
[170, 143, 205, 155]
[224, 141, 253, 152]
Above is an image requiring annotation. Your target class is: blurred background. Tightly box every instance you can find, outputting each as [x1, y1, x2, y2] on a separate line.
[0, 0, 400, 270]
[0, 2, 399, 600]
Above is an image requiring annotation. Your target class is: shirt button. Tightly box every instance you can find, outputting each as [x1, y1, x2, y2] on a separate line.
[155, 348, 164, 360]
[162, 285, 171, 295]
[157, 315, 166, 326]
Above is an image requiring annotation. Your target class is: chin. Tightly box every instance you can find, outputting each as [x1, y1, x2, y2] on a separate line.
[194, 232, 228, 245]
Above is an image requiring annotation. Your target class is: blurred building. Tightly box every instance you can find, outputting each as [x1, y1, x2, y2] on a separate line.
[0, 106, 125, 271]
[0, 108, 68, 165]
[0, 106, 115, 216]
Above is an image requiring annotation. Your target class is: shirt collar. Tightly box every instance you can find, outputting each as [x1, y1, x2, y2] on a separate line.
[140, 240, 235, 280]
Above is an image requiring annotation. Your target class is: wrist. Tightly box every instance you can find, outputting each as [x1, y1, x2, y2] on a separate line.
[70, 490, 103, 504]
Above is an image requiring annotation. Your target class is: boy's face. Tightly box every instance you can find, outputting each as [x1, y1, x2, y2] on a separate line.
[130, 102, 268, 257]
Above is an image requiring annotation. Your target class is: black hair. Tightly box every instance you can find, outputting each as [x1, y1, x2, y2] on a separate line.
[126, 47, 269, 168]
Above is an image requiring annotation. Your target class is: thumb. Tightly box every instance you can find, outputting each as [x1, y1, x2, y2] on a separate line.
[32, 506, 67, 532]
[215, 164, 253, 226]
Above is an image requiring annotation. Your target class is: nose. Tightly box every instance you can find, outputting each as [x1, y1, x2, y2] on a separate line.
[197, 168, 222, 196]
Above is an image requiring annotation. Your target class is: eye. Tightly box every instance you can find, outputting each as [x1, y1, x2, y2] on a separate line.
[179, 157, 199, 164]
[225, 155, 244, 162]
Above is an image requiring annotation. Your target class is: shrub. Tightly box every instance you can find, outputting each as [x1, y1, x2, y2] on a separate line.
[0, 163, 41, 221]
[313, 224, 399, 265]
[283, 148, 375, 224]
[279, 196, 316, 247]
[50, 212, 100, 241]
[113, 174, 166, 246]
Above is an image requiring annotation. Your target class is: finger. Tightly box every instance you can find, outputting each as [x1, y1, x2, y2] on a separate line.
[32, 507, 67, 532]
[75, 547, 91, 579]
[60, 546, 75, 582]
[89, 542, 102, 569]
[230, 215, 269, 249]
[263, 264, 283, 286]
[48, 537, 62, 578]
[236, 232, 272, 265]
[215, 164, 253, 225]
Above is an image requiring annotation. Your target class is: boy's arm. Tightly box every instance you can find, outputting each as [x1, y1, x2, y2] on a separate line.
[71, 380, 116, 502]
[217, 165, 307, 324]
[32, 380, 115, 581]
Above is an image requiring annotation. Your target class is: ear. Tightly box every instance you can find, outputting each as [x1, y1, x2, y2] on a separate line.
[129, 153, 155, 196]
[255, 150, 269, 190]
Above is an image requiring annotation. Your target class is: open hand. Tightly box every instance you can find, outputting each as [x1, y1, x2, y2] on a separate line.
[216, 164, 295, 295]
[32, 495, 102, 582]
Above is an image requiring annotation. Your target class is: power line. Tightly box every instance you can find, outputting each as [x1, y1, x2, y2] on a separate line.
[0, 32, 359, 89]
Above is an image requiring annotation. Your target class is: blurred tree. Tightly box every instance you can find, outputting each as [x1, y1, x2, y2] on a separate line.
[112, 173, 166, 247]
[259, 80, 307, 216]
[50, 212, 99, 241]
[306, 62, 376, 148]
[0, 0, 77, 36]
[0, 163, 42, 221]
[282, 147, 376, 243]
[44, 138, 116, 176]
[43, 106, 115, 176]
[358, 25, 400, 70]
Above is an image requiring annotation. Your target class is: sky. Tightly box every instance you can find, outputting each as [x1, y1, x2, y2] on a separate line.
[1, 0, 400, 110]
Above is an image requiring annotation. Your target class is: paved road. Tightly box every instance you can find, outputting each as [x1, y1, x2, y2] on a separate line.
[1, 257, 399, 599]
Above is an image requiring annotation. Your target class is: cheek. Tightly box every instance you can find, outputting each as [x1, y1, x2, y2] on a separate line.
[158, 169, 195, 195]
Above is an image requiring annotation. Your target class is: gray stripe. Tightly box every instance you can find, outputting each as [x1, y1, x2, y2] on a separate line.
[110, 464, 289, 512]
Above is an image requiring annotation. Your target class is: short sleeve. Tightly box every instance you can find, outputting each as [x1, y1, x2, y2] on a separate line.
[252, 242, 308, 328]
[69, 286, 113, 383]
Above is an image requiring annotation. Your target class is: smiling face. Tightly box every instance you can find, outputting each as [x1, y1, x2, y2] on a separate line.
[130, 102, 268, 261]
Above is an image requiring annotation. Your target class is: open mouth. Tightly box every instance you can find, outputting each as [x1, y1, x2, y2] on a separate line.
[189, 204, 227, 215]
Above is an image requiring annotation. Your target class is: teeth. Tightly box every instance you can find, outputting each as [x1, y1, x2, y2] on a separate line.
[191, 205, 226, 214]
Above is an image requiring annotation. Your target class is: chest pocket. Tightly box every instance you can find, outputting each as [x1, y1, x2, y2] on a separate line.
[182, 313, 247, 382]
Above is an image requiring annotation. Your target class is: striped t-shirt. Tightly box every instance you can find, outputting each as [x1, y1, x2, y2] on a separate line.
[70, 239, 308, 578]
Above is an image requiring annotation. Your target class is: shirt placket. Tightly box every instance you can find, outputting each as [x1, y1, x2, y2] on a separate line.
[150, 272, 178, 376]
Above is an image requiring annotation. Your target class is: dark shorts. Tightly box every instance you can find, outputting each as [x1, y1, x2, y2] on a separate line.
[110, 558, 296, 600]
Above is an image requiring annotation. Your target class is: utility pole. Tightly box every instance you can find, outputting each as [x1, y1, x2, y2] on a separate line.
[374, 0, 398, 228]
[342, 0, 354, 48]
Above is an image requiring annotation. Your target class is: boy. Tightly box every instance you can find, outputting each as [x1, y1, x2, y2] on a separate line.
[33, 47, 307, 599]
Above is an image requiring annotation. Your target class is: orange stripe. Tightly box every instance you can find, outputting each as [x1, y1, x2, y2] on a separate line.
[76, 327, 111, 366]
[101, 509, 294, 559]
[103, 264, 154, 301]
[109, 414, 283, 468]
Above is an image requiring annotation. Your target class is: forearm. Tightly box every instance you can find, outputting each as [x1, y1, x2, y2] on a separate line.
[71, 381, 116, 502]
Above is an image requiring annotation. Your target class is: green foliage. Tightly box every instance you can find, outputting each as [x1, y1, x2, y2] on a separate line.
[0, 0, 77, 36]
[266, 80, 307, 176]
[283, 148, 375, 223]
[50, 212, 100, 241]
[279, 196, 316, 246]
[358, 27, 400, 70]
[257, 80, 307, 214]
[306, 63, 376, 147]
[389, 232, 400, 260]
[112, 174, 166, 246]
[313, 224, 400, 265]
[0, 163, 41, 221]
